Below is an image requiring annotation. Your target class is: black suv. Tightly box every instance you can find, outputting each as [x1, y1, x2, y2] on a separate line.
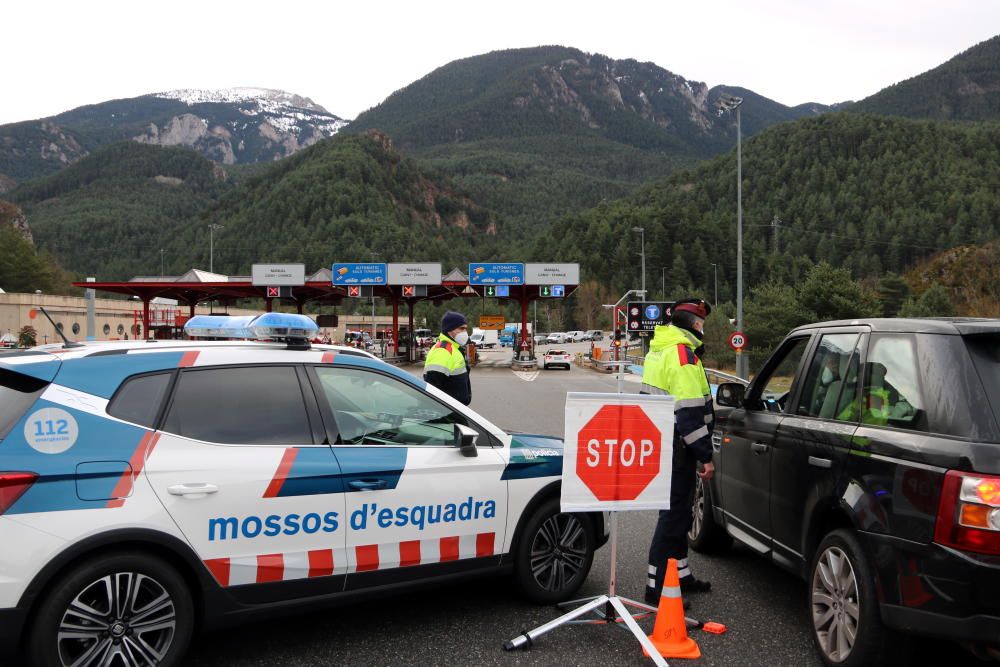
[691, 318, 1000, 666]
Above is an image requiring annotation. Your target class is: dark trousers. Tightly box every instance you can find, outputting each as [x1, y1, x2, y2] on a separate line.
[646, 446, 698, 596]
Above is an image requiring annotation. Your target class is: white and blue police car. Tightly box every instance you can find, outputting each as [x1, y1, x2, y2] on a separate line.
[0, 313, 607, 666]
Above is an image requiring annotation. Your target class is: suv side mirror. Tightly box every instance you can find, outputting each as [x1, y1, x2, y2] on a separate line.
[453, 424, 479, 457]
[716, 382, 745, 408]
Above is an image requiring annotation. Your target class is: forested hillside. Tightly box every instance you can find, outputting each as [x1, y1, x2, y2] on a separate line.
[8, 142, 231, 279]
[158, 131, 497, 277]
[538, 113, 1000, 300]
[853, 35, 1000, 121]
[348, 46, 832, 235]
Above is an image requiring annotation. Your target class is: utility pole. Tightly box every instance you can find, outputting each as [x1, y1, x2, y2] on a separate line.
[208, 224, 223, 274]
[160, 249, 165, 277]
[772, 215, 780, 253]
[633, 227, 646, 298]
[718, 94, 746, 379]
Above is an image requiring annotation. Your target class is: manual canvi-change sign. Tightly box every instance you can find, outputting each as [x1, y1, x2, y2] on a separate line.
[561, 392, 674, 512]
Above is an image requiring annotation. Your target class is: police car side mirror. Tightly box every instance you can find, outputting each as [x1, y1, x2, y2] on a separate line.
[716, 382, 745, 408]
[453, 424, 479, 457]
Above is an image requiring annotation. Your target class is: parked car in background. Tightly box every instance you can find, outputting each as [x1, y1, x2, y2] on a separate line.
[692, 317, 1000, 667]
[542, 349, 573, 370]
[584, 330, 603, 341]
[546, 332, 567, 344]
[565, 331, 586, 342]
[533, 333, 549, 345]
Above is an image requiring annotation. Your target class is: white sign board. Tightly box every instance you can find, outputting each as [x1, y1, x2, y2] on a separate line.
[525, 263, 580, 285]
[387, 263, 442, 285]
[561, 392, 674, 512]
[252, 263, 305, 286]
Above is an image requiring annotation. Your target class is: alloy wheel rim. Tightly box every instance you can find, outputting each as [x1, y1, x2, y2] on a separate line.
[530, 514, 588, 592]
[57, 571, 176, 667]
[689, 477, 705, 541]
[811, 546, 860, 663]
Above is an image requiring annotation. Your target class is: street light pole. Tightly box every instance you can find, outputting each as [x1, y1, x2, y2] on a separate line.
[160, 249, 165, 277]
[208, 224, 223, 274]
[718, 95, 746, 378]
[661, 267, 667, 301]
[632, 227, 645, 297]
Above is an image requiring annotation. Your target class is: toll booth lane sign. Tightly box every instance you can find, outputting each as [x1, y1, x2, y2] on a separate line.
[469, 263, 524, 285]
[387, 263, 442, 285]
[561, 392, 675, 512]
[332, 263, 387, 285]
[627, 301, 674, 333]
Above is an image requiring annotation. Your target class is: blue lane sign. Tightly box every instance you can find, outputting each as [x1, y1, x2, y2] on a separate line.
[333, 263, 387, 285]
[552, 285, 565, 297]
[469, 263, 524, 285]
[645, 304, 661, 320]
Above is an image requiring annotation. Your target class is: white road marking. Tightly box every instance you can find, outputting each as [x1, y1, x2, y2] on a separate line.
[512, 370, 540, 382]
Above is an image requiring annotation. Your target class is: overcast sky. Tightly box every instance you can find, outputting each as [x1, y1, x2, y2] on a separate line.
[4, 1, 998, 125]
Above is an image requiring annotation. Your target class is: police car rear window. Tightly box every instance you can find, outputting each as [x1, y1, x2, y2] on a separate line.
[0, 368, 49, 441]
[108, 372, 172, 428]
[162, 366, 312, 445]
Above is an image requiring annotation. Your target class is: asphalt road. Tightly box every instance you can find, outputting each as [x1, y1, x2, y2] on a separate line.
[181, 364, 983, 667]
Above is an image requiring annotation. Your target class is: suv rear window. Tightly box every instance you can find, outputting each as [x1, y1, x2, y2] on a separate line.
[966, 334, 1000, 437]
[108, 372, 172, 428]
[0, 368, 49, 440]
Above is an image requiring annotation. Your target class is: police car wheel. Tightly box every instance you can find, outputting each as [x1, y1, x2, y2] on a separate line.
[809, 530, 896, 667]
[687, 477, 731, 553]
[28, 552, 194, 667]
[514, 499, 595, 604]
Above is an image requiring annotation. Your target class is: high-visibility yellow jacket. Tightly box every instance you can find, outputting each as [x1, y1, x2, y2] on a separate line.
[641, 324, 715, 463]
[424, 333, 471, 405]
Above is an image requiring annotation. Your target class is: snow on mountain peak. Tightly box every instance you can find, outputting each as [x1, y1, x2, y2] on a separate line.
[153, 88, 348, 136]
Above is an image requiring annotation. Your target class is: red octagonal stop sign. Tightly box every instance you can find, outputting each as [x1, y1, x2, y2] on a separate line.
[577, 405, 662, 501]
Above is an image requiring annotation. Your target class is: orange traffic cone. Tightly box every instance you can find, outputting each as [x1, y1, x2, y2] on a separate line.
[644, 558, 702, 659]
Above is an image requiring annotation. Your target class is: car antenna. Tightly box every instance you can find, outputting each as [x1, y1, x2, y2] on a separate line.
[35, 306, 83, 348]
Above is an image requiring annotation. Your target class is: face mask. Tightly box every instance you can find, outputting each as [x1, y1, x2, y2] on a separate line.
[821, 366, 835, 385]
[453, 331, 469, 346]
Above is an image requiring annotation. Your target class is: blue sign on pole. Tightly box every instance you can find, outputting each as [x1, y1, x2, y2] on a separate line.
[496, 285, 510, 297]
[332, 263, 387, 285]
[469, 263, 524, 285]
[552, 285, 565, 297]
[645, 304, 660, 320]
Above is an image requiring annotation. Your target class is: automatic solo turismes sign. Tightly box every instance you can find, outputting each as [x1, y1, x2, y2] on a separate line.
[561, 393, 674, 512]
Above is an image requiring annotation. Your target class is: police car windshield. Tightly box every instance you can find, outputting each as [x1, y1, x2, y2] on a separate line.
[316, 368, 465, 447]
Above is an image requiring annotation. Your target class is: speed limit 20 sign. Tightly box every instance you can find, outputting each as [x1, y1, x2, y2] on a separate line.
[561, 393, 675, 512]
[729, 331, 746, 351]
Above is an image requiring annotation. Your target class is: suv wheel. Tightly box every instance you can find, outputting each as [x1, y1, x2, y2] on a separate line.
[810, 529, 891, 667]
[688, 477, 732, 553]
[29, 551, 194, 667]
[514, 498, 595, 604]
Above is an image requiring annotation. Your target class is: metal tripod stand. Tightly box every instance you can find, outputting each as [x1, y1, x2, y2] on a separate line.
[503, 512, 671, 667]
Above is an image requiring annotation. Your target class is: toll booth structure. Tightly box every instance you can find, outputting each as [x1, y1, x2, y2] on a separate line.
[75, 267, 578, 364]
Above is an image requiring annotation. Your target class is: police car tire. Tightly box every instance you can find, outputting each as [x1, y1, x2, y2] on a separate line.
[513, 498, 595, 604]
[687, 477, 732, 554]
[28, 551, 194, 667]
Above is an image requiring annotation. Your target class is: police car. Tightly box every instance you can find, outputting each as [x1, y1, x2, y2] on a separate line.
[0, 313, 607, 666]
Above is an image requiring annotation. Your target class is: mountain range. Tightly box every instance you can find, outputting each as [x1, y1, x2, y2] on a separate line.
[2, 35, 999, 316]
[0, 88, 347, 188]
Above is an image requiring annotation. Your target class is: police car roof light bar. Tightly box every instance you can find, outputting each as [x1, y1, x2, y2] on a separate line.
[184, 313, 318, 349]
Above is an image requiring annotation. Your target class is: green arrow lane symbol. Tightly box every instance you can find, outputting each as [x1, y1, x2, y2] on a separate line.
[542, 286, 550, 297]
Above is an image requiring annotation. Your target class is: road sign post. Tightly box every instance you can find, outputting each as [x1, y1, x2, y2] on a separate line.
[505, 393, 675, 665]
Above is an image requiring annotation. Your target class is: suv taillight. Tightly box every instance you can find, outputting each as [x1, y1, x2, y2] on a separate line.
[0, 473, 37, 515]
[935, 470, 1000, 554]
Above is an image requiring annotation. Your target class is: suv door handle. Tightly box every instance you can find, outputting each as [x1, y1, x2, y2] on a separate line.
[751, 442, 770, 454]
[167, 483, 218, 497]
[349, 479, 388, 491]
[808, 456, 833, 469]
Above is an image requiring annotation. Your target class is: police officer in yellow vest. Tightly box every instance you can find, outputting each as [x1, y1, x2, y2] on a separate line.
[642, 297, 715, 604]
[424, 311, 472, 405]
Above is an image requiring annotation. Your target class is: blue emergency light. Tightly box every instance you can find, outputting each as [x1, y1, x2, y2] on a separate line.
[184, 313, 318, 348]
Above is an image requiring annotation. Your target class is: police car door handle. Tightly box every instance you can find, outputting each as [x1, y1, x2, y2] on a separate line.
[751, 442, 770, 454]
[167, 483, 219, 497]
[349, 479, 387, 491]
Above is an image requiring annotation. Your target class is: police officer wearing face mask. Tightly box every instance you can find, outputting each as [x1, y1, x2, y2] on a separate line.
[641, 297, 715, 604]
[423, 311, 472, 405]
